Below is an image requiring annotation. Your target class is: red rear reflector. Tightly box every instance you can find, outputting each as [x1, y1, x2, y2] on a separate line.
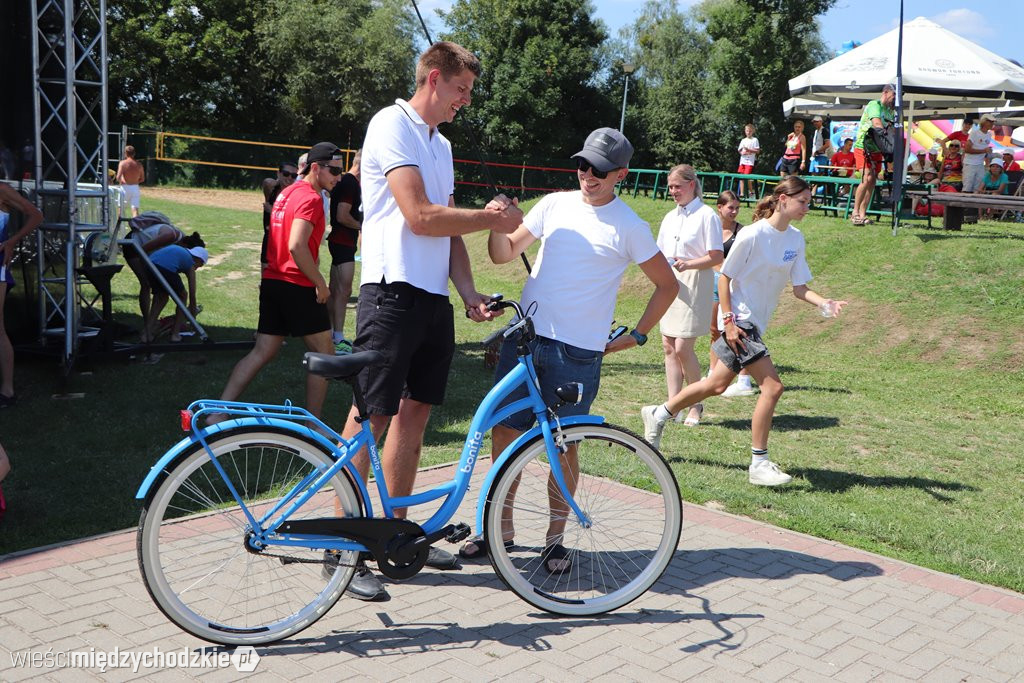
[180, 410, 193, 431]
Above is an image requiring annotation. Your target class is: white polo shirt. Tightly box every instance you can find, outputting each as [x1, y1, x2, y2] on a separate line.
[360, 99, 456, 296]
[655, 197, 724, 261]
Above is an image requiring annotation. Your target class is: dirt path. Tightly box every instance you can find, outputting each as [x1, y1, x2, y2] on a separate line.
[142, 187, 259, 213]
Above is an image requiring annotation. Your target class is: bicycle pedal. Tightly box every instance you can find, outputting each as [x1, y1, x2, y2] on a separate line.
[445, 523, 471, 543]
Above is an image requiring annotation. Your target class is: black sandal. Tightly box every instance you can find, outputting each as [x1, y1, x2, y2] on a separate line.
[541, 543, 573, 574]
[458, 534, 514, 559]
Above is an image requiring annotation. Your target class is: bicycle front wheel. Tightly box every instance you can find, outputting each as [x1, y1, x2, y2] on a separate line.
[484, 423, 681, 616]
[138, 427, 363, 645]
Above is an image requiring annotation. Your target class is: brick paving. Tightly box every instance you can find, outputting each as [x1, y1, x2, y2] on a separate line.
[2, 462, 1023, 681]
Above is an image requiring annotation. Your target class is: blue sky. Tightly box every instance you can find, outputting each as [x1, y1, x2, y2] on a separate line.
[417, 0, 1021, 65]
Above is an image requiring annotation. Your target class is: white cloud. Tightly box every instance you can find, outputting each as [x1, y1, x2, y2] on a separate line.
[930, 8, 995, 40]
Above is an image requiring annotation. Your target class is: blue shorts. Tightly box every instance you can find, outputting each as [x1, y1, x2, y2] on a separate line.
[712, 270, 721, 303]
[492, 335, 602, 432]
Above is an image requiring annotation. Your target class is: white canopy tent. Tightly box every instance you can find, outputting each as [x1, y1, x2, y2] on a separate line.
[788, 16, 1024, 234]
[783, 96, 1024, 122]
[788, 16, 1024, 111]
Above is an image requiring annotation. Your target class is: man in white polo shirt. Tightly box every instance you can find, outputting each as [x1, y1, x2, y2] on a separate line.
[962, 113, 996, 194]
[335, 41, 523, 600]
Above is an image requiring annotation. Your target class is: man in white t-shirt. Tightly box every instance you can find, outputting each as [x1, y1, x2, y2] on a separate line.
[458, 128, 677, 572]
[809, 116, 830, 175]
[334, 42, 523, 600]
[962, 114, 996, 193]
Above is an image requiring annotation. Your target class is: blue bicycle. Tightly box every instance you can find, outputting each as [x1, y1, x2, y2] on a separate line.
[136, 298, 682, 645]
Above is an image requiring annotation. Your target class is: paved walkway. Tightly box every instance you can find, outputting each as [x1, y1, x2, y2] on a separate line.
[2, 463, 1023, 681]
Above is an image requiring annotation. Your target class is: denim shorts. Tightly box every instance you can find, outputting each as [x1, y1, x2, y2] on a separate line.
[710, 321, 770, 373]
[492, 335, 602, 432]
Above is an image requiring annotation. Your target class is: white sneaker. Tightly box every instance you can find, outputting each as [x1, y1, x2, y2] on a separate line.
[722, 381, 756, 397]
[748, 460, 793, 486]
[641, 405, 668, 450]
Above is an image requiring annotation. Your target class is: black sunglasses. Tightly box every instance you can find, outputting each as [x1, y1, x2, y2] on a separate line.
[319, 163, 344, 176]
[279, 170, 296, 178]
[576, 159, 611, 180]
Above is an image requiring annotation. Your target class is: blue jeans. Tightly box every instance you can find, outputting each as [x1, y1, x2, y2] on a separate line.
[493, 335, 603, 432]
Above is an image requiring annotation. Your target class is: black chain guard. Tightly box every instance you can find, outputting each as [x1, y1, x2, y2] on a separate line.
[276, 517, 428, 580]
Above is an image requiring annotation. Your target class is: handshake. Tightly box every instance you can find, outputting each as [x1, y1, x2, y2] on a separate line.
[485, 194, 524, 234]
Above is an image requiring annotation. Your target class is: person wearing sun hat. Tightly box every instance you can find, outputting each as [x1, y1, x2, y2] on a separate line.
[810, 115, 831, 175]
[978, 156, 1009, 195]
[963, 113, 997, 193]
[908, 148, 932, 183]
[1001, 149, 1021, 173]
[938, 138, 964, 189]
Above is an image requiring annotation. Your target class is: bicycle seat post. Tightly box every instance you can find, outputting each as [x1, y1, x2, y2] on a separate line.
[349, 378, 372, 423]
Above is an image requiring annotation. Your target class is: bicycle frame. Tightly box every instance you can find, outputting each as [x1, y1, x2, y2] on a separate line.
[135, 345, 604, 556]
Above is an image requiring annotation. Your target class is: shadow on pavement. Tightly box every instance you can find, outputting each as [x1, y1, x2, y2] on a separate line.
[237, 546, 878, 658]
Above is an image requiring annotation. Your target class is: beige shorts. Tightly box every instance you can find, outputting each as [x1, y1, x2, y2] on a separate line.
[659, 267, 714, 339]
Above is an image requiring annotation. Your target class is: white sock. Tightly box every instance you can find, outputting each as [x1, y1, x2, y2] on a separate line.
[751, 447, 768, 465]
[654, 404, 673, 422]
[737, 375, 752, 389]
[332, 331, 344, 343]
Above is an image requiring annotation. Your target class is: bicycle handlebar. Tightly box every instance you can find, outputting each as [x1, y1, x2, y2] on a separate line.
[478, 295, 533, 349]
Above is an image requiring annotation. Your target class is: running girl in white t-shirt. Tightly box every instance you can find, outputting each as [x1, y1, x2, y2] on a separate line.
[642, 175, 847, 487]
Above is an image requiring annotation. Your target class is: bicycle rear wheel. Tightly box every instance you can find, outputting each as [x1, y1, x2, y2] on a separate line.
[484, 423, 681, 615]
[138, 427, 363, 645]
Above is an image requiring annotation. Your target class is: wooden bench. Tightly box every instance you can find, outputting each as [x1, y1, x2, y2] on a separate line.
[910, 191, 1024, 230]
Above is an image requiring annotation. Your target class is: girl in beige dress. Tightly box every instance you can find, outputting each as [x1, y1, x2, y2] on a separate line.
[655, 165, 723, 426]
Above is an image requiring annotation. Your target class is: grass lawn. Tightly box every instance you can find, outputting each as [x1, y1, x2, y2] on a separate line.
[3, 191, 1022, 595]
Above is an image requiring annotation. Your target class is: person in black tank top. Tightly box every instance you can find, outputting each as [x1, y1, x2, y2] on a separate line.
[260, 162, 298, 265]
[710, 190, 753, 395]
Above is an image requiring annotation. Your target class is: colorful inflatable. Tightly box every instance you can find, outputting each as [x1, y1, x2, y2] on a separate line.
[907, 120, 1024, 162]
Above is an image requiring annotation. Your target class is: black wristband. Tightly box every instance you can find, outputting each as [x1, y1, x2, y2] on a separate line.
[629, 329, 648, 346]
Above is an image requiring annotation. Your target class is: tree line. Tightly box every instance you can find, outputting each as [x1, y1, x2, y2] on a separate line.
[109, 0, 835, 185]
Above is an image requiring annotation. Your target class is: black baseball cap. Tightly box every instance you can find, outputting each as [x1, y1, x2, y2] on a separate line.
[306, 142, 342, 164]
[571, 128, 634, 172]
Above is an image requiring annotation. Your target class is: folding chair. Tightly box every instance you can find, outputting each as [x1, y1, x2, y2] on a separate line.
[999, 171, 1024, 222]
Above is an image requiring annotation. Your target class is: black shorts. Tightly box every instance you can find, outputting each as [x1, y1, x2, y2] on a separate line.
[146, 266, 185, 296]
[352, 281, 455, 415]
[710, 321, 770, 373]
[328, 241, 357, 266]
[780, 157, 802, 174]
[257, 278, 331, 337]
[260, 226, 269, 265]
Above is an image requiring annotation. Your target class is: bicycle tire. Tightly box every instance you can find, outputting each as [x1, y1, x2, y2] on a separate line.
[484, 423, 681, 615]
[138, 427, 363, 645]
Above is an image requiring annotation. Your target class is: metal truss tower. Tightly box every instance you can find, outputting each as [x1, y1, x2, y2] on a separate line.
[31, 0, 109, 372]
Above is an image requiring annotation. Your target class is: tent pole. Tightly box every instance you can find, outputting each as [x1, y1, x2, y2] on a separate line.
[892, 0, 906, 236]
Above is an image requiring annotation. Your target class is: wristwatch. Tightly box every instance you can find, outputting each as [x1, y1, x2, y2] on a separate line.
[629, 329, 648, 346]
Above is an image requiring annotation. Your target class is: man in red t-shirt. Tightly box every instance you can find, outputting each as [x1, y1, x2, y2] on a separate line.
[213, 141, 344, 420]
[830, 138, 856, 177]
[941, 119, 971, 156]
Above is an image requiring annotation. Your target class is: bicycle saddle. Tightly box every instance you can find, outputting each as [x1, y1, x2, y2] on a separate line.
[303, 350, 384, 380]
